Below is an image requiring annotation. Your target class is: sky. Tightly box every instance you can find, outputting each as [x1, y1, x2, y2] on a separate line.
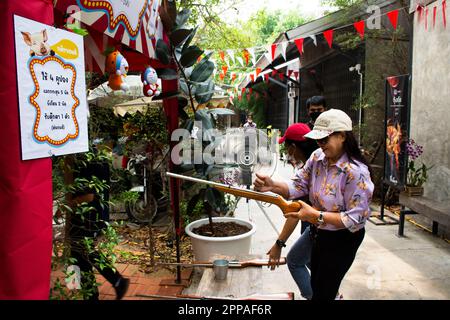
[222, 0, 337, 22]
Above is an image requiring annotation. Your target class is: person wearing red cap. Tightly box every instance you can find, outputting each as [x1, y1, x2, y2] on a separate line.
[267, 123, 317, 300]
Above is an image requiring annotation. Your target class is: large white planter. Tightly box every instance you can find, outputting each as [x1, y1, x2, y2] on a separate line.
[185, 217, 256, 261]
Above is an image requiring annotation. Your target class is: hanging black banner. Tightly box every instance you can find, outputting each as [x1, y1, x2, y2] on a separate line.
[384, 74, 410, 187]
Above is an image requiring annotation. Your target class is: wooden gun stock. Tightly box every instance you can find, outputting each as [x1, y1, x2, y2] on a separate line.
[136, 292, 295, 300]
[157, 257, 287, 268]
[212, 185, 301, 214]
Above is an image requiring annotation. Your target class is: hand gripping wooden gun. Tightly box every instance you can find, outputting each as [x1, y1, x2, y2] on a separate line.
[166, 172, 302, 214]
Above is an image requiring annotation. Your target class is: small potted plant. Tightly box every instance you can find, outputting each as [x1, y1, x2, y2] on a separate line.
[404, 139, 433, 196]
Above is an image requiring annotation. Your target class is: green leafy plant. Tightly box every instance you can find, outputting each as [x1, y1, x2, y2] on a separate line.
[50, 146, 120, 300]
[156, 3, 237, 234]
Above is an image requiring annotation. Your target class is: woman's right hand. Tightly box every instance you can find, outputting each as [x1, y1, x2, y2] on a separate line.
[266, 244, 282, 271]
[254, 173, 275, 192]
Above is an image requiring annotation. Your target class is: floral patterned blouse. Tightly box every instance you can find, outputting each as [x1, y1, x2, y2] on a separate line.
[287, 148, 374, 232]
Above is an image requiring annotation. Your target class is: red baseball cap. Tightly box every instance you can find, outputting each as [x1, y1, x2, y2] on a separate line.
[278, 123, 311, 144]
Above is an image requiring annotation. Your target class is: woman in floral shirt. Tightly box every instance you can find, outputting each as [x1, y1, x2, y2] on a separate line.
[254, 109, 374, 300]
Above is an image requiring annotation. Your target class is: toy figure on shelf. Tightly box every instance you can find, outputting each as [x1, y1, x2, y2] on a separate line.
[141, 66, 160, 97]
[105, 50, 129, 92]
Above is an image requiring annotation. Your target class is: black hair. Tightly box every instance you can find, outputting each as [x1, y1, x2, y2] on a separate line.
[285, 139, 318, 160]
[307, 96, 327, 109]
[342, 131, 373, 178]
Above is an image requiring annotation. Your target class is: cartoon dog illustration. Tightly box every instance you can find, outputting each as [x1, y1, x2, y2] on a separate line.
[21, 29, 55, 57]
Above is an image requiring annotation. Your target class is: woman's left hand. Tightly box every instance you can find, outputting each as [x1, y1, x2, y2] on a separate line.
[284, 201, 319, 224]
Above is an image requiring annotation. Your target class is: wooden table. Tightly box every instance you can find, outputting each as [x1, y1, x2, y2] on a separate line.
[189, 254, 263, 299]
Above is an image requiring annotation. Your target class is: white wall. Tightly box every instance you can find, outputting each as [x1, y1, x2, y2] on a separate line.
[410, 1, 450, 183]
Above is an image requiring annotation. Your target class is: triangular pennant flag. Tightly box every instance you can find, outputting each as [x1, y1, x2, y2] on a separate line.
[231, 73, 237, 82]
[248, 48, 256, 65]
[417, 4, 424, 24]
[387, 9, 399, 30]
[281, 41, 288, 60]
[226, 49, 235, 64]
[272, 70, 277, 77]
[256, 68, 262, 77]
[241, 88, 246, 94]
[425, 7, 429, 30]
[264, 73, 270, 83]
[323, 29, 333, 48]
[287, 70, 293, 78]
[294, 38, 304, 55]
[443, 0, 447, 28]
[250, 74, 255, 82]
[279, 73, 284, 81]
[219, 73, 225, 81]
[353, 20, 365, 40]
[433, 6, 437, 28]
[271, 43, 277, 61]
[249, 88, 253, 95]
[236, 56, 244, 67]
[222, 65, 228, 75]
[243, 49, 250, 65]
[309, 34, 317, 46]
[219, 50, 225, 61]
[294, 71, 299, 80]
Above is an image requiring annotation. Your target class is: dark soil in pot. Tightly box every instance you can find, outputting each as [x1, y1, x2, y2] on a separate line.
[192, 221, 251, 237]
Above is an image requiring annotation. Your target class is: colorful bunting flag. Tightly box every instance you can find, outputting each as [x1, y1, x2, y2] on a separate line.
[256, 68, 262, 77]
[433, 6, 437, 28]
[219, 50, 225, 61]
[264, 73, 270, 83]
[250, 74, 255, 82]
[226, 49, 235, 64]
[294, 71, 299, 80]
[353, 20, 365, 40]
[243, 49, 250, 65]
[279, 73, 284, 80]
[248, 48, 256, 65]
[236, 56, 244, 67]
[294, 38, 304, 55]
[443, 0, 447, 28]
[271, 43, 277, 61]
[287, 70, 293, 78]
[222, 65, 228, 75]
[323, 29, 333, 48]
[310, 34, 317, 46]
[281, 41, 288, 60]
[387, 9, 399, 30]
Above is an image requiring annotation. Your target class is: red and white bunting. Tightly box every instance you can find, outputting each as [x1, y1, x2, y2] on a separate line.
[271, 43, 277, 61]
[264, 73, 270, 83]
[248, 47, 256, 65]
[387, 9, 399, 30]
[281, 41, 288, 60]
[433, 6, 437, 28]
[443, 0, 447, 28]
[294, 71, 299, 81]
[354, 20, 365, 39]
[323, 29, 333, 48]
[256, 67, 262, 77]
[219, 50, 225, 61]
[310, 34, 317, 46]
[294, 38, 304, 55]
[243, 49, 250, 65]
[250, 73, 255, 82]
[227, 49, 235, 64]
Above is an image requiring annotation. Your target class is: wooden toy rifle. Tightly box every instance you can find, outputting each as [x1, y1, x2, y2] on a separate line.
[157, 257, 287, 268]
[166, 172, 302, 214]
[136, 292, 294, 300]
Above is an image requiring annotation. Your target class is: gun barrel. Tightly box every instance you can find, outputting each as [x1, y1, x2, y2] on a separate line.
[166, 172, 278, 200]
